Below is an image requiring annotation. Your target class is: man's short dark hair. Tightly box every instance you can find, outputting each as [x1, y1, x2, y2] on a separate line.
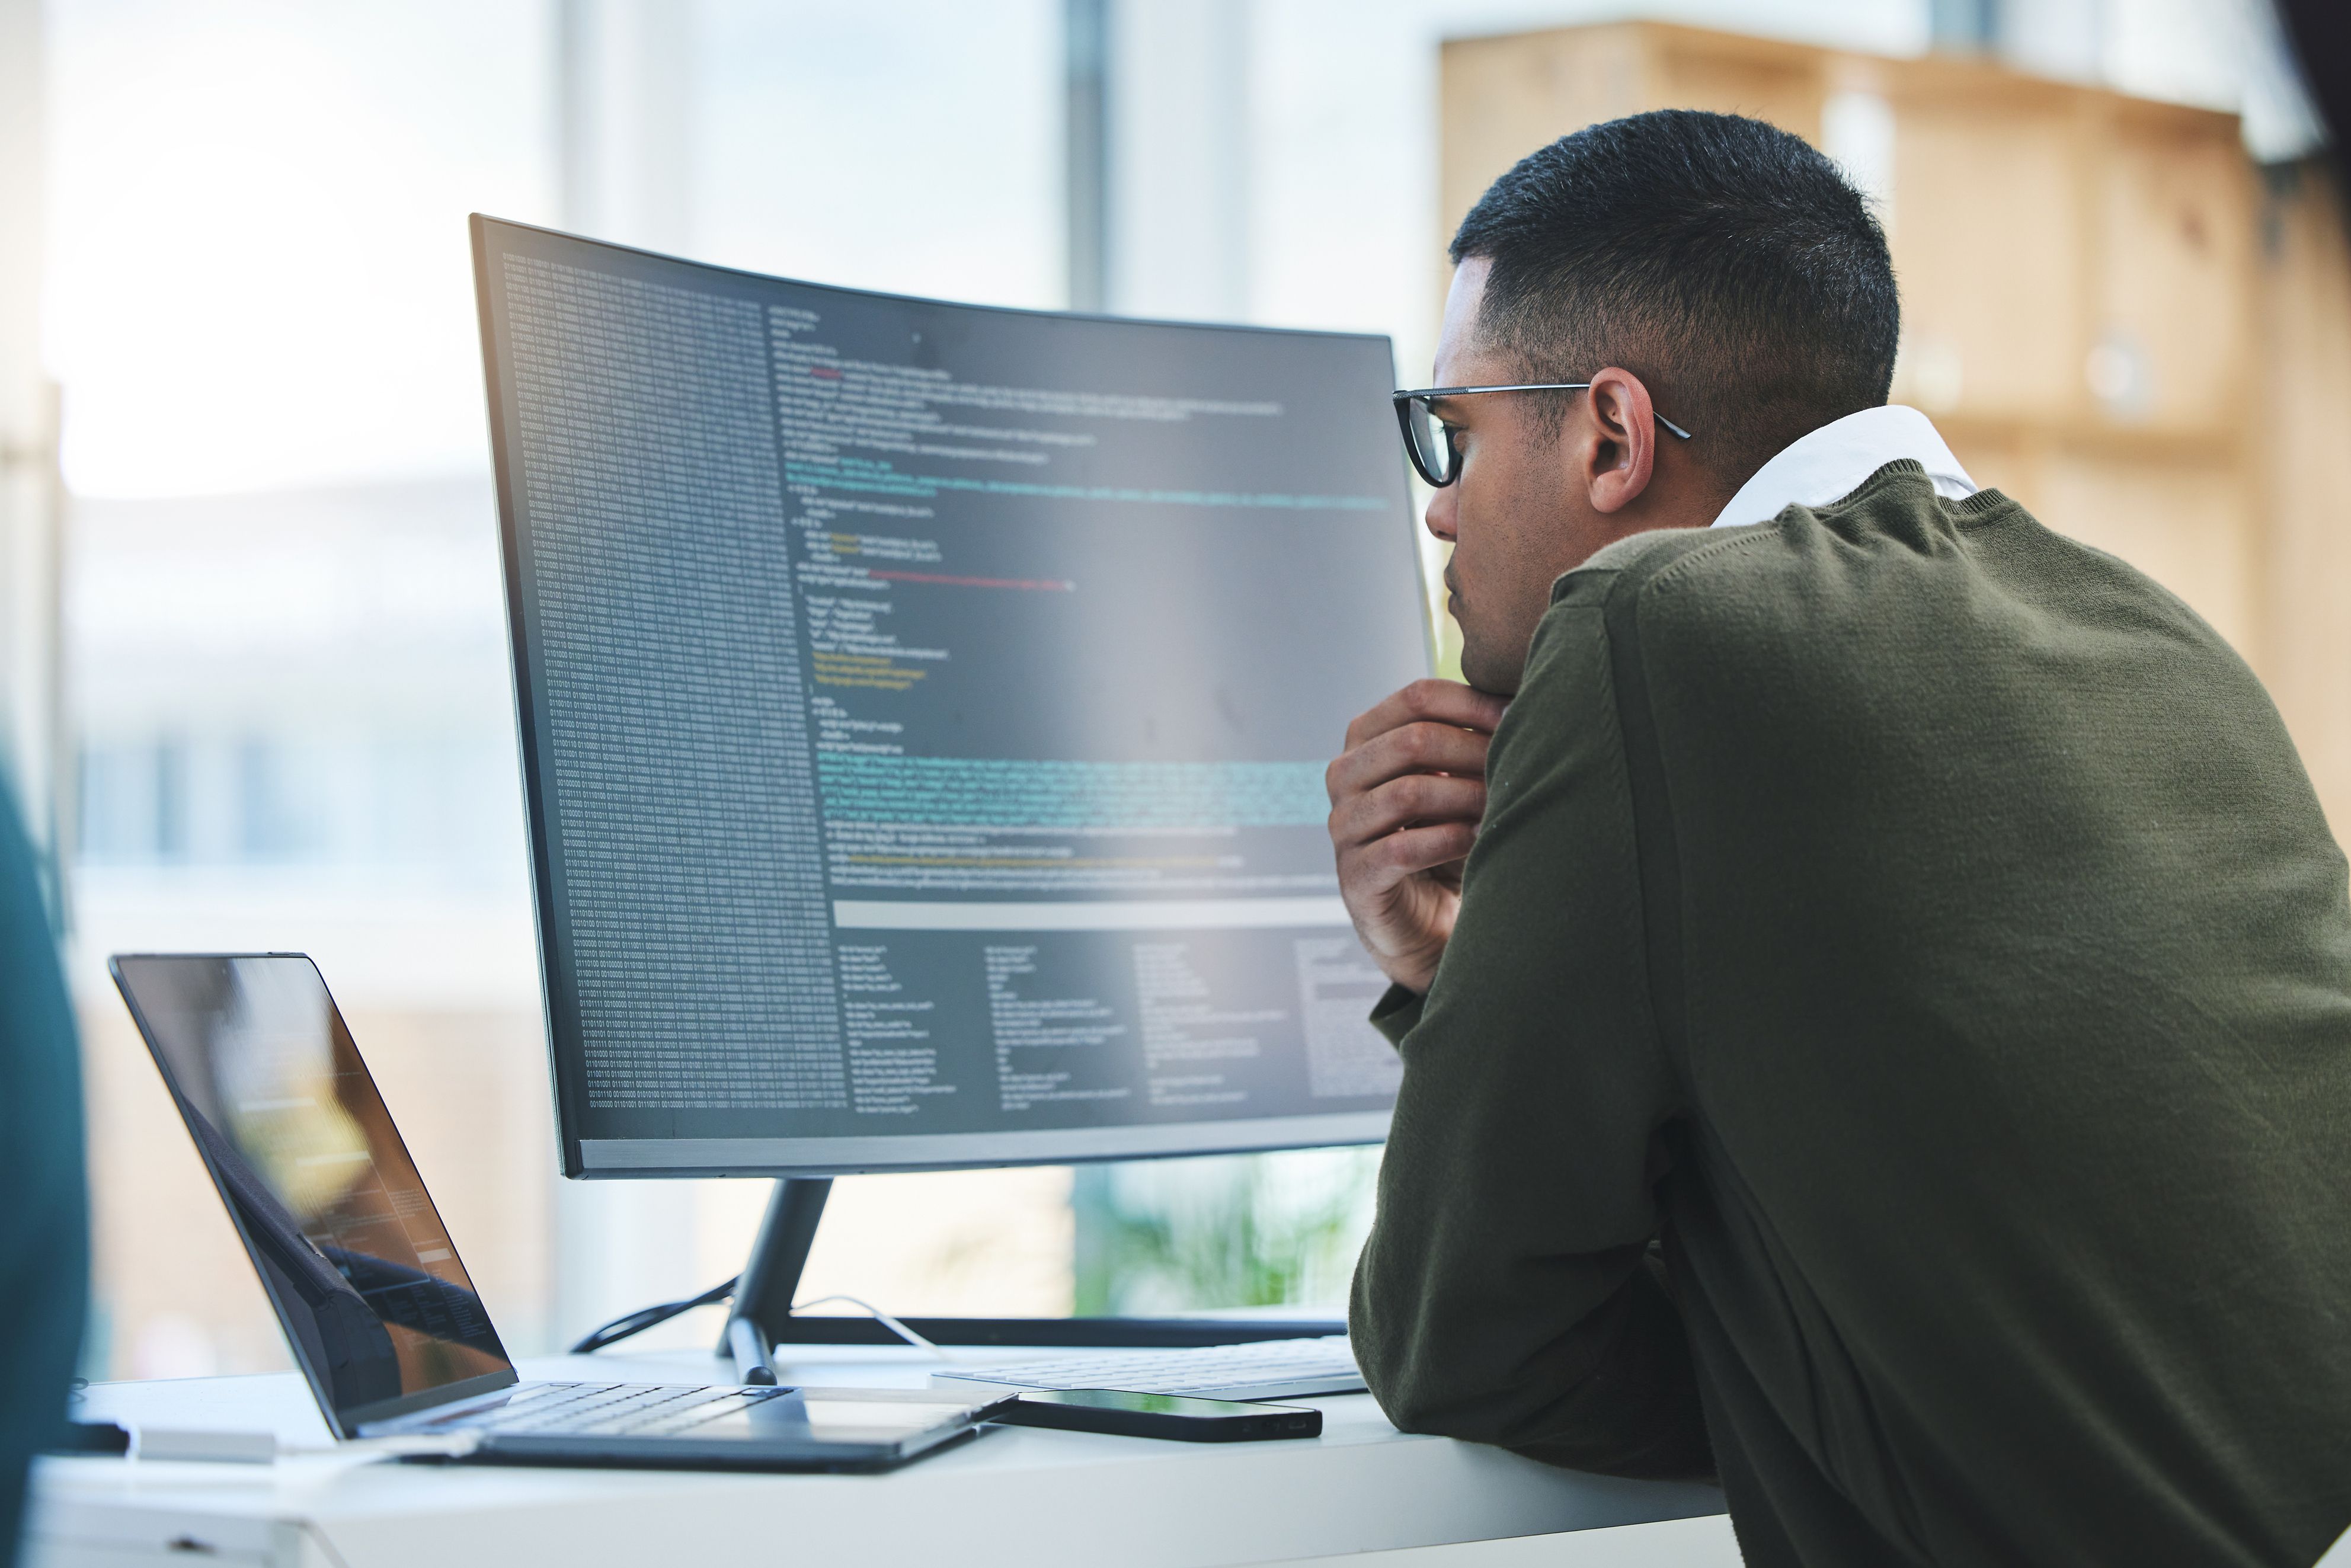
[1451, 109, 1899, 488]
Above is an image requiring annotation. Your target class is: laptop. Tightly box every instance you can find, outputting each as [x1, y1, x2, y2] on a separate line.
[110, 952, 1010, 1471]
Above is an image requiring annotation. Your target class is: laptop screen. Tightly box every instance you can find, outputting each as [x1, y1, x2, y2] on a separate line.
[113, 954, 515, 1429]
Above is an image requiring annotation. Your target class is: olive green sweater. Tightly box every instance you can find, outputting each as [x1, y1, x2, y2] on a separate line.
[1350, 463, 2351, 1567]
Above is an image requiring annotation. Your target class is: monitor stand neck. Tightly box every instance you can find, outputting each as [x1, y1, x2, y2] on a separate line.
[719, 1175, 1344, 1364]
[719, 1176, 831, 1375]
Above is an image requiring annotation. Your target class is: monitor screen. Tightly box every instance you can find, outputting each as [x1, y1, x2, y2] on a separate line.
[111, 954, 515, 1432]
[472, 217, 1429, 1176]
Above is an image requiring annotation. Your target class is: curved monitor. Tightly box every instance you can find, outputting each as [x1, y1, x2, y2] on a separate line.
[471, 216, 1429, 1177]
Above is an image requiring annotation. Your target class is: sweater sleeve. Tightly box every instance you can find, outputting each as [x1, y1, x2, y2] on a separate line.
[1348, 581, 1711, 1481]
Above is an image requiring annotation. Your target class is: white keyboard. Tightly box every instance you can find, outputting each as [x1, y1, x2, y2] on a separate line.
[932, 1335, 1364, 1402]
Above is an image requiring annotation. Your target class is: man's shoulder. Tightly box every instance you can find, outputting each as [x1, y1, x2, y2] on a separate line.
[1531, 462, 2244, 716]
[1535, 505, 1809, 654]
[1542, 465, 2083, 648]
[1550, 463, 2016, 613]
[1550, 518, 1745, 609]
[1543, 497, 1838, 628]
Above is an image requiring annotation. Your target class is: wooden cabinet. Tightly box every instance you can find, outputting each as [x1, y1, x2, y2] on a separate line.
[1441, 22, 2351, 831]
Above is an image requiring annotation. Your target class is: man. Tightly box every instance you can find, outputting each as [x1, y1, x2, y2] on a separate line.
[1332, 110, 2351, 1567]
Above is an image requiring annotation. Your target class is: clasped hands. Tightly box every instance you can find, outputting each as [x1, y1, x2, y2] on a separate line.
[1325, 679, 1511, 996]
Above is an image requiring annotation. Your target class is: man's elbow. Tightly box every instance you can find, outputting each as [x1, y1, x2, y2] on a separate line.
[1358, 1355, 1474, 1440]
[1365, 1349, 1712, 1481]
[1354, 1327, 1563, 1448]
[1352, 1281, 1713, 1481]
[1350, 1258, 1547, 1444]
[1370, 1377, 1533, 1450]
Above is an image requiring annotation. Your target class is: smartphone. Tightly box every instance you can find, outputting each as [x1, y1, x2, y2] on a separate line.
[992, 1388, 1322, 1442]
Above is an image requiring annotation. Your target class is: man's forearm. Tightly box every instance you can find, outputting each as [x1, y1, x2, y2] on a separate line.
[1346, 588, 1711, 1478]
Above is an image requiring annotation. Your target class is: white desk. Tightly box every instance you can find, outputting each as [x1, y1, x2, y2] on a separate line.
[27, 1347, 1733, 1567]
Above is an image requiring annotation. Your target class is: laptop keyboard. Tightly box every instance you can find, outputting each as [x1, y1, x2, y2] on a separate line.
[423, 1382, 786, 1439]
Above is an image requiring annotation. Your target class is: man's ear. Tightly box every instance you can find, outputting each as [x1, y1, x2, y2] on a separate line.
[1582, 367, 1656, 515]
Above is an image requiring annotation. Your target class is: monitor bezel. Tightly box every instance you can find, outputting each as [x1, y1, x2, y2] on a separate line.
[470, 214, 1432, 1180]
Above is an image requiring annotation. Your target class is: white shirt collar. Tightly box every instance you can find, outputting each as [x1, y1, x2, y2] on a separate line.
[1709, 404, 1976, 530]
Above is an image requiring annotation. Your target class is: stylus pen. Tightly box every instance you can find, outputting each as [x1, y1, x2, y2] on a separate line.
[726, 1317, 778, 1386]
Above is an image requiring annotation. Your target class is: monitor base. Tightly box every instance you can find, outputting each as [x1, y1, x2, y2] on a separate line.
[767, 1315, 1347, 1349]
[719, 1178, 1344, 1358]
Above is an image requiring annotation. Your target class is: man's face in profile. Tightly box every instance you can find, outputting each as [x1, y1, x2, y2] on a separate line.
[1419, 260, 1601, 697]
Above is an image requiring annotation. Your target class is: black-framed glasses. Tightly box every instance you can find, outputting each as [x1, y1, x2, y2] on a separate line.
[1391, 383, 1696, 488]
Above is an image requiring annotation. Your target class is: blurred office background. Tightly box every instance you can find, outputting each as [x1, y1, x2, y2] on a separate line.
[0, 0, 2330, 1378]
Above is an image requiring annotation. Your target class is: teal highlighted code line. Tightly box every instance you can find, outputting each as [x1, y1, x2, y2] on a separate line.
[785, 460, 1386, 514]
[818, 754, 1330, 830]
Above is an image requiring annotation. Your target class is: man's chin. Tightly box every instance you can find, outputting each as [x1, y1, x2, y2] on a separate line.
[1457, 640, 1522, 699]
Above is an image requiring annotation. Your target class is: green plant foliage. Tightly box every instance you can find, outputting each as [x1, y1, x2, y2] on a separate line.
[1073, 1148, 1379, 1317]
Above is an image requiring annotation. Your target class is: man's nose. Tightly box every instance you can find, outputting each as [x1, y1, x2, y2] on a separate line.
[1423, 482, 1458, 543]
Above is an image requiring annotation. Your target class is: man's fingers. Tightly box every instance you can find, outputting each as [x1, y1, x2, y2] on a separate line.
[1343, 677, 1510, 751]
[1325, 721, 1492, 804]
[1343, 677, 1509, 750]
[1342, 821, 1479, 886]
[1326, 680, 1502, 994]
[1329, 773, 1487, 850]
